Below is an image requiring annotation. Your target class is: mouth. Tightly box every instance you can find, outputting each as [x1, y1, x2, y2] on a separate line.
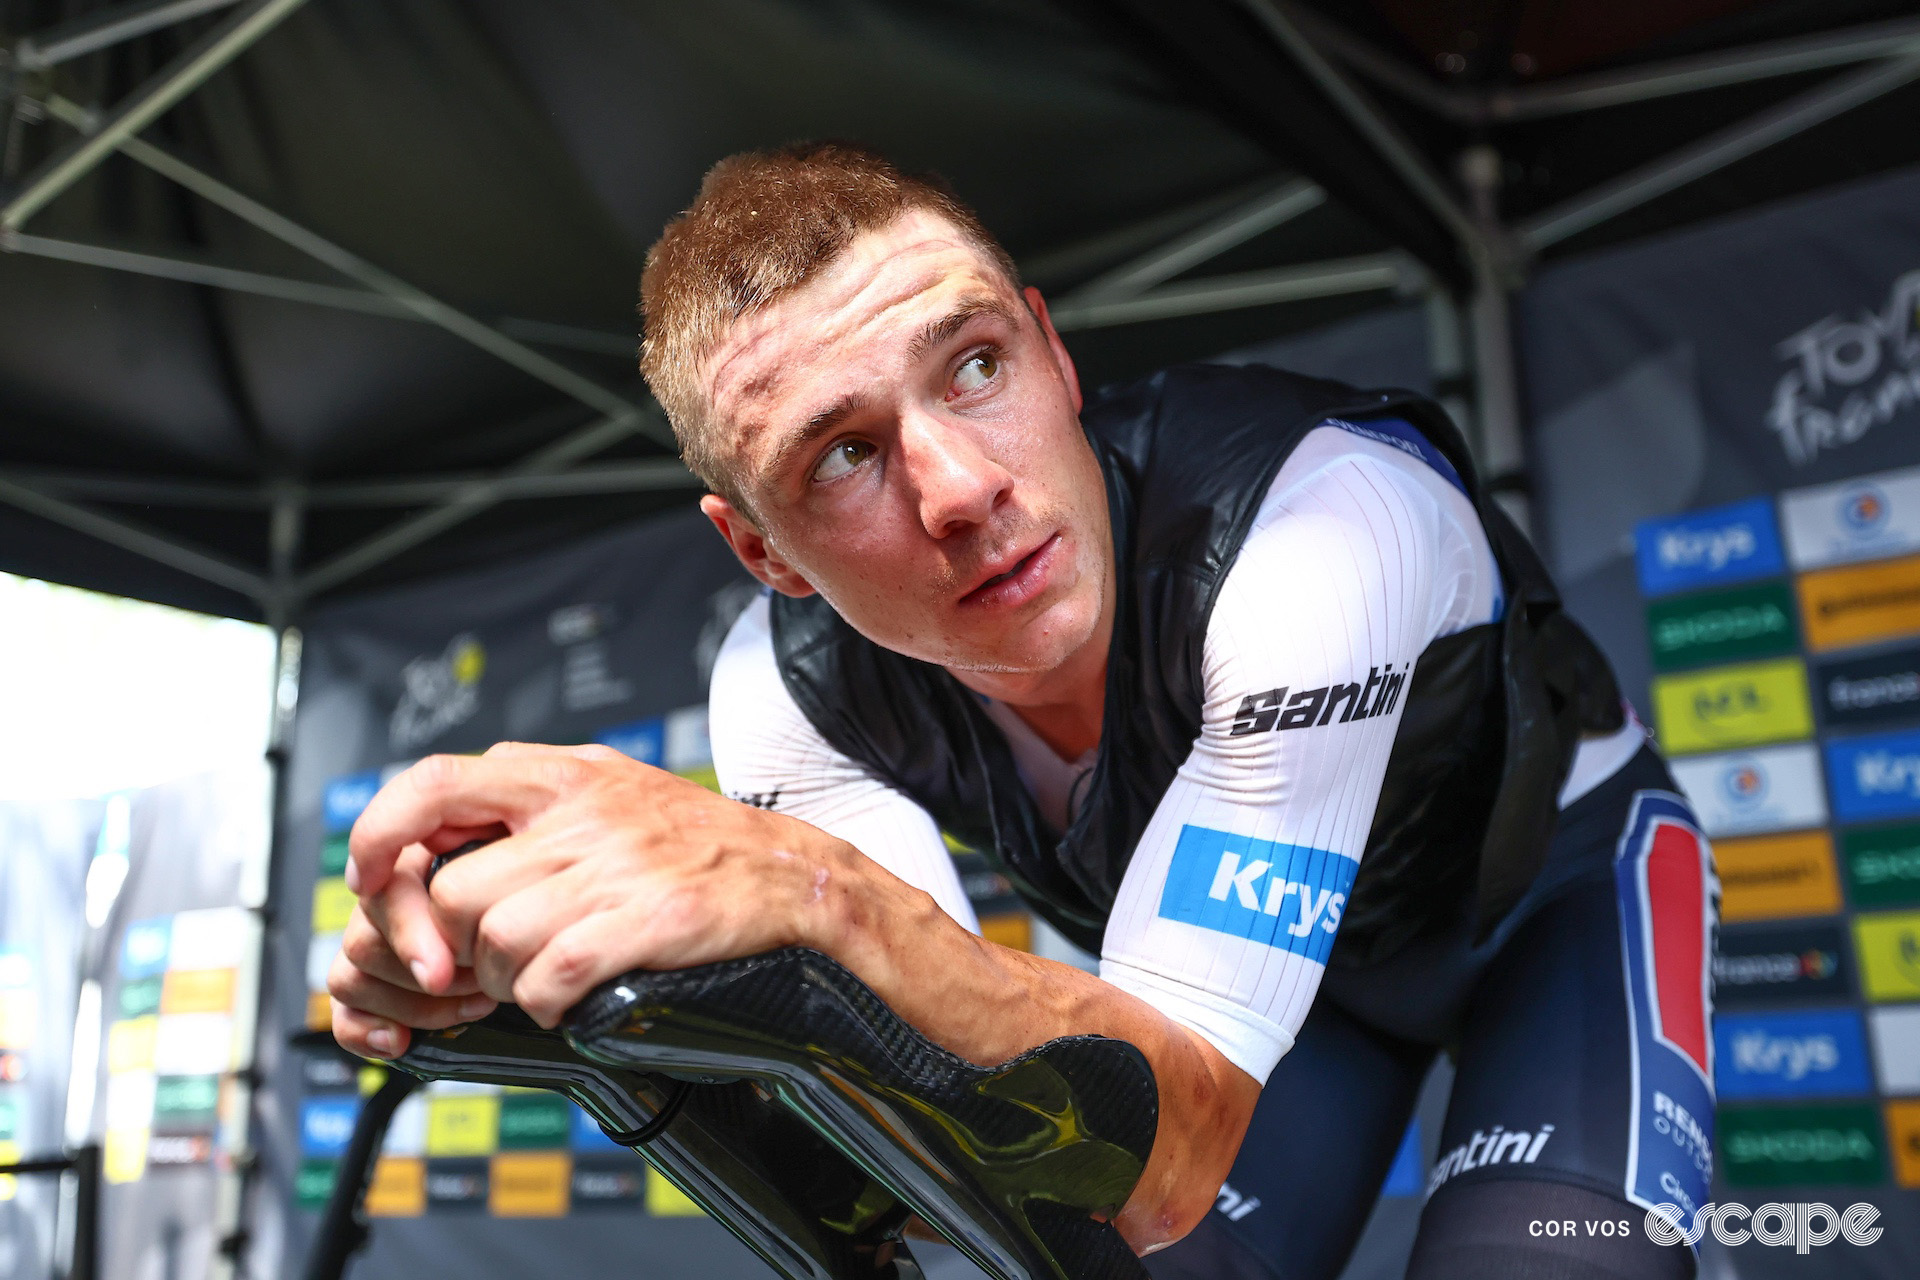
[958, 533, 1062, 609]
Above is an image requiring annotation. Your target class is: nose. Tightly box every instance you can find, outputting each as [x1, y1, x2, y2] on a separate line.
[899, 409, 1012, 538]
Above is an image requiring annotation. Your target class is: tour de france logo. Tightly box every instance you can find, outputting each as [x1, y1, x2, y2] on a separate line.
[1839, 484, 1890, 537]
[1724, 762, 1768, 807]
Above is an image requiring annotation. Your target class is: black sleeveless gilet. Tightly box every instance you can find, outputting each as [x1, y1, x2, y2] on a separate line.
[770, 364, 1622, 965]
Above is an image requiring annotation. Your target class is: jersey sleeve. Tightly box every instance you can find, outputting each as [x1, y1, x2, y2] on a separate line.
[707, 592, 979, 932]
[1097, 452, 1449, 1083]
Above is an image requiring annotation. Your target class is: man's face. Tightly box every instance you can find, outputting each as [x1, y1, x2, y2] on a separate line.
[698, 209, 1111, 683]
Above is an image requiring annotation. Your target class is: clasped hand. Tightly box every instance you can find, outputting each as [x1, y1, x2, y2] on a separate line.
[327, 741, 853, 1059]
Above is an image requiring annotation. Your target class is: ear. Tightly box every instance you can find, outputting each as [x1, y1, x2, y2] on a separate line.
[700, 495, 817, 598]
[1023, 285, 1083, 414]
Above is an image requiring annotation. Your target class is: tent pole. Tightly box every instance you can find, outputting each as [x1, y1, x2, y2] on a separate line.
[1049, 252, 1410, 331]
[35, 95, 667, 447]
[1236, 0, 1490, 268]
[11, 0, 249, 70]
[1458, 146, 1531, 535]
[1060, 178, 1324, 303]
[0, 472, 269, 600]
[1522, 53, 1920, 251]
[0, 0, 307, 231]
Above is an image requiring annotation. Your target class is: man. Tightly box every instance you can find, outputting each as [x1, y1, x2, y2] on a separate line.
[331, 144, 1716, 1278]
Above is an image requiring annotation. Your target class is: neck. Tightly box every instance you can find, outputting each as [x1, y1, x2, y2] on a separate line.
[949, 584, 1114, 762]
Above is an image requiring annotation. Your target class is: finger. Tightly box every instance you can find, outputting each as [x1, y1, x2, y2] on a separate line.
[331, 1001, 409, 1060]
[427, 832, 579, 964]
[510, 902, 686, 1028]
[328, 949, 497, 1029]
[341, 903, 489, 995]
[349, 751, 577, 896]
[464, 866, 605, 1008]
[362, 844, 460, 995]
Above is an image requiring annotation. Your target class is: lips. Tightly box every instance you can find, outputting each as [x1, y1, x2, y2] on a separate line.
[958, 533, 1060, 609]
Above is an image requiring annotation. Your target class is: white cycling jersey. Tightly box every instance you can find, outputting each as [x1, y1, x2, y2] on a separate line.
[707, 419, 1643, 1084]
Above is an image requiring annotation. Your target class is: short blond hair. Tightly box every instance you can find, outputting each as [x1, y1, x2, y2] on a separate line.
[639, 142, 1019, 512]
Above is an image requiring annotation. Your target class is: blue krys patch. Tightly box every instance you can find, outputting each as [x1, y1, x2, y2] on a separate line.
[1324, 416, 1467, 497]
[1157, 826, 1357, 963]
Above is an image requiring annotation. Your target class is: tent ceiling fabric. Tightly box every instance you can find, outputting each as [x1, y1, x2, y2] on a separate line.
[1, 0, 1918, 620]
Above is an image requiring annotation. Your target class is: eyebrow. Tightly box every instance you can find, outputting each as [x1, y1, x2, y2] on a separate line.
[906, 294, 1016, 363]
[763, 294, 1019, 483]
[766, 394, 866, 481]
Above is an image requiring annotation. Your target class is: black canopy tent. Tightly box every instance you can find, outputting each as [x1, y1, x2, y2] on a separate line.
[3, 0, 1917, 630]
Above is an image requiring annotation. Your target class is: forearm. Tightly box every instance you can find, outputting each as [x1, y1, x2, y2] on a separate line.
[799, 834, 1259, 1253]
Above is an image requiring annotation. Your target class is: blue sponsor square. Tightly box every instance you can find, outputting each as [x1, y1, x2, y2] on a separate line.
[299, 1096, 361, 1158]
[323, 771, 382, 834]
[1825, 727, 1920, 823]
[571, 1104, 638, 1154]
[1714, 1009, 1872, 1100]
[1155, 826, 1357, 964]
[1634, 497, 1785, 598]
[120, 917, 172, 980]
[1379, 1119, 1423, 1198]
[596, 717, 664, 767]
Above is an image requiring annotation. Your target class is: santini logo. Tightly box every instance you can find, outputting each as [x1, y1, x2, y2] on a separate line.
[1156, 826, 1358, 963]
[1229, 665, 1406, 736]
[1660, 524, 1757, 573]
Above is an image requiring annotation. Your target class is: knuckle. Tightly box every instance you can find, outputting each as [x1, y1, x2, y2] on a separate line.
[572, 743, 624, 766]
[410, 753, 463, 795]
[475, 914, 523, 966]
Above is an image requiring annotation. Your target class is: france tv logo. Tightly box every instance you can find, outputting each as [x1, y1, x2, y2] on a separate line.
[1636, 497, 1785, 598]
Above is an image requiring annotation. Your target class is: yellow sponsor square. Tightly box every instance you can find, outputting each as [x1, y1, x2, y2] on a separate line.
[1715, 830, 1843, 922]
[1889, 1101, 1920, 1188]
[1652, 658, 1813, 755]
[365, 1157, 426, 1216]
[1856, 911, 1920, 1001]
[0, 989, 35, 1051]
[1798, 553, 1920, 653]
[310, 878, 356, 935]
[489, 1152, 570, 1217]
[425, 1094, 499, 1157]
[106, 1017, 158, 1073]
[159, 968, 235, 1017]
[103, 1129, 149, 1184]
[646, 1166, 705, 1217]
[0, 1140, 17, 1201]
[305, 991, 332, 1032]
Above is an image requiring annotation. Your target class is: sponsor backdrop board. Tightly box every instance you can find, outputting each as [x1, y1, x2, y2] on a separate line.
[1527, 165, 1920, 1268]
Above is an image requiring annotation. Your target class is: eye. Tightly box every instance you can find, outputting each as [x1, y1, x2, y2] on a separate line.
[811, 439, 875, 483]
[950, 351, 1000, 398]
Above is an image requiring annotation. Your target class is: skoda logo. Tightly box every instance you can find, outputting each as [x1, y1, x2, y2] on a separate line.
[1724, 763, 1768, 805]
[1840, 485, 1889, 535]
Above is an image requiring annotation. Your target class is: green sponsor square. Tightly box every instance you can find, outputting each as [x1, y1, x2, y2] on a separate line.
[119, 976, 163, 1019]
[0, 1096, 17, 1141]
[297, 1159, 338, 1209]
[153, 1075, 220, 1127]
[1720, 1105, 1885, 1186]
[1844, 824, 1920, 908]
[1645, 581, 1799, 672]
[497, 1093, 571, 1150]
[320, 833, 351, 878]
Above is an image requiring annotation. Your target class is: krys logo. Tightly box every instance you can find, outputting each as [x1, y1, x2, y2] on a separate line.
[1768, 267, 1920, 465]
[390, 633, 486, 751]
[1659, 523, 1756, 575]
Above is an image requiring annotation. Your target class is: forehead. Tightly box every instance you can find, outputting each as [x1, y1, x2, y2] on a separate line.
[701, 210, 1013, 440]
